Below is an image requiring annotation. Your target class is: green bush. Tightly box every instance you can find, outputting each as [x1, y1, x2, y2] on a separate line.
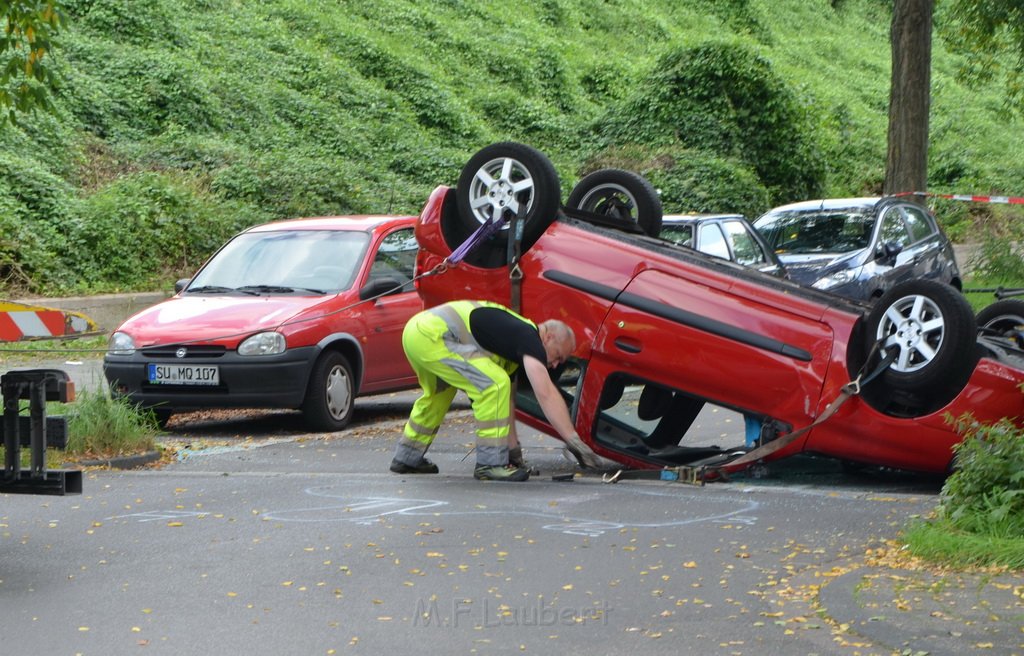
[579, 144, 772, 218]
[903, 414, 1024, 569]
[942, 416, 1024, 539]
[968, 214, 1024, 282]
[0, 153, 78, 293]
[211, 151, 375, 218]
[70, 172, 258, 290]
[588, 42, 826, 204]
[71, 0, 180, 45]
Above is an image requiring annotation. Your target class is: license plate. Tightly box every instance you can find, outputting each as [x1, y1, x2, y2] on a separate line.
[147, 364, 219, 386]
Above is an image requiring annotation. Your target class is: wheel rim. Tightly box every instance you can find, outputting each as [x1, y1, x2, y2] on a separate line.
[875, 294, 946, 373]
[981, 313, 1024, 334]
[466, 156, 535, 225]
[577, 183, 639, 221]
[324, 365, 352, 420]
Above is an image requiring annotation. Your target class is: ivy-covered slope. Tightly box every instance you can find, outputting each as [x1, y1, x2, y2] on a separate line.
[0, 0, 1019, 294]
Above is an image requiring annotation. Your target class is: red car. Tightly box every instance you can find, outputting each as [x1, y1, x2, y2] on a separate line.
[104, 215, 422, 430]
[413, 142, 1024, 477]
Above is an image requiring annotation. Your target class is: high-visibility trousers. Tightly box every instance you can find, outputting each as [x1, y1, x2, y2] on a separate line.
[393, 306, 516, 467]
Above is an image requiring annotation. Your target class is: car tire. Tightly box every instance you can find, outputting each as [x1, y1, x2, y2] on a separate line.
[302, 350, 355, 432]
[976, 299, 1024, 337]
[861, 279, 977, 415]
[452, 142, 561, 268]
[566, 169, 663, 238]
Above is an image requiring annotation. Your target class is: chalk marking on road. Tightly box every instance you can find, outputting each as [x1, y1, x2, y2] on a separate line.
[106, 510, 209, 522]
[263, 484, 760, 536]
[263, 496, 448, 524]
[713, 514, 757, 525]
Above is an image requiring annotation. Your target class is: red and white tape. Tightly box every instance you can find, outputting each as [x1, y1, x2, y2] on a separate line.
[896, 191, 1024, 205]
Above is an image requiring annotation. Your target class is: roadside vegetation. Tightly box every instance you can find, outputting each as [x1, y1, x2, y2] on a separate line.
[60, 387, 159, 460]
[0, 387, 159, 467]
[1, 0, 1023, 297]
[904, 417, 1024, 570]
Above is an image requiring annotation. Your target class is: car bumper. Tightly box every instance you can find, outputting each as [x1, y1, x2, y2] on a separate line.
[103, 346, 318, 411]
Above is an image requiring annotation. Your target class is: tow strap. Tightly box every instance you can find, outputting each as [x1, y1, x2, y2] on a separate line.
[506, 203, 527, 313]
[602, 342, 897, 485]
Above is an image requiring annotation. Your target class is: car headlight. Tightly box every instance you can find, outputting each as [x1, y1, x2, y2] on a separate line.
[812, 268, 859, 290]
[238, 331, 286, 356]
[108, 331, 136, 356]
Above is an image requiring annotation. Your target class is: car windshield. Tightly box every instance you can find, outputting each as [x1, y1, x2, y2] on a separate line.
[188, 229, 370, 294]
[756, 209, 875, 255]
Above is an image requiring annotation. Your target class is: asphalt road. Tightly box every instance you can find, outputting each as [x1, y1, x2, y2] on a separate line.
[2, 383, 960, 656]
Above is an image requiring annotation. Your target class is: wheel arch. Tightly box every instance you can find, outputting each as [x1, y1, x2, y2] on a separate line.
[313, 334, 365, 395]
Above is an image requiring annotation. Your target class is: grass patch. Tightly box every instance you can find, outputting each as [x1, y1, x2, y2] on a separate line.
[59, 388, 159, 460]
[904, 519, 1024, 570]
[0, 388, 159, 467]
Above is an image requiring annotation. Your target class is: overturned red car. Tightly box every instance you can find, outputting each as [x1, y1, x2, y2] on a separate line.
[412, 142, 1024, 477]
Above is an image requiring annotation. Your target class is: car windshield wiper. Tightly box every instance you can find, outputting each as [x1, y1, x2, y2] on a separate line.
[187, 285, 241, 294]
[236, 284, 307, 295]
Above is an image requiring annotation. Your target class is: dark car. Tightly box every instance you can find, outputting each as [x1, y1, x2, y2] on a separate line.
[411, 142, 1024, 478]
[752, 197, 962, 301]
[659, 213, 787, 278]
[103, 215, 422, 430]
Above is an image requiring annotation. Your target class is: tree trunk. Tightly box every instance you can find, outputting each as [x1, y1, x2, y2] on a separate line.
[884, 0, 933, 195]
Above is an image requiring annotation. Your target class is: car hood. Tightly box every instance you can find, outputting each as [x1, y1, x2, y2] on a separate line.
[777, 251, 865, 284]
[114, 294, 336, 347]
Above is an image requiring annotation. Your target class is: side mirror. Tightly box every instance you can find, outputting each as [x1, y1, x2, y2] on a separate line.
[875, 241, 903, 265]
[359, 277, 408, 300]
[174, 278, 191, 293]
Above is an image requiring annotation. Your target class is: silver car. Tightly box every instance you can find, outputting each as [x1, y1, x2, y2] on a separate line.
[753, 197, 962, 301]
[659, 213, 788, 278]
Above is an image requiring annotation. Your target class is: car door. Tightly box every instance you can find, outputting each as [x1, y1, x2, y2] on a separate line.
[696, 222, 731, 260]
[585, 267, 835, 437]
[355, 226, 422, 388]
[898, 204, 948, 283]
[874, 204, 919, 291]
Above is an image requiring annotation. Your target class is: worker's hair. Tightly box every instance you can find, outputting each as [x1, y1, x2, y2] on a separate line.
[541, 319, 576, 352]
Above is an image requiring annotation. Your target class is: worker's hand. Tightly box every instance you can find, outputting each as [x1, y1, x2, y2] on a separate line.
[562, 432, 602, 469]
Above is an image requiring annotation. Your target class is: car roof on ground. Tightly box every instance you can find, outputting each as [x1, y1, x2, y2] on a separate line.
[247, 215, 417, 233]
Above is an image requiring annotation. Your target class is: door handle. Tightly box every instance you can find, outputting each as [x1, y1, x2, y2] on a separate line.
[614, 337, 642, 354]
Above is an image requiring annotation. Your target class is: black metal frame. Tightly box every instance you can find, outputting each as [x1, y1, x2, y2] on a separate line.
[1, 369, 82, 496]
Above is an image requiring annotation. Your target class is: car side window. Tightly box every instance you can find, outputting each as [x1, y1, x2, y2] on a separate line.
[698, 223, 730, 260]
[662, 224, 694, 248]
[721, 220, 765, 266]
[878, 208, 911, 248]
[370, 227, 417, 286]
[901, 206, 935, 243]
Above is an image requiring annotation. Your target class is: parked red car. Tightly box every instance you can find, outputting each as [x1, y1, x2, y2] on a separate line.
[104, 215, 422, 430]
[413, 142, 1024, 476]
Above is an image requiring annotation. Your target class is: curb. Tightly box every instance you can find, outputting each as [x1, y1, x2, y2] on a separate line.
[817, 564, 1024, 654]
[76, 449, 163, 470]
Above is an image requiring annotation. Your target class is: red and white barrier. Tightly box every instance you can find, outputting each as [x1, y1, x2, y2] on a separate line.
[0, 301, 99, 342]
